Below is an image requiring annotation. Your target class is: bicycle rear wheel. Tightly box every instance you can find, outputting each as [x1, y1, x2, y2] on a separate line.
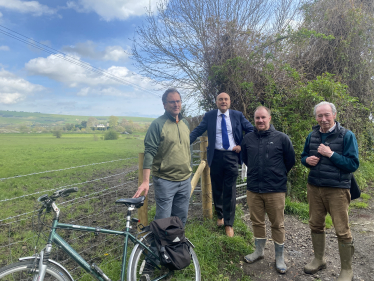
[0, 261, 73, 281]
[129, 232, 201, 281]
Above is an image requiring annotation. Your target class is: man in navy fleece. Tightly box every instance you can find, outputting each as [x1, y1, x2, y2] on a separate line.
[301, 101, 359, 281]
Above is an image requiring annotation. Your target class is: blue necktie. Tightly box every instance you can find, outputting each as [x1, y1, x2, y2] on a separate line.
[221, 114, 230, 150]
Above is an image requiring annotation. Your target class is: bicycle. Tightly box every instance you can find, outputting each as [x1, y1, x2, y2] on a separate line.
[0, 187, 201, 281]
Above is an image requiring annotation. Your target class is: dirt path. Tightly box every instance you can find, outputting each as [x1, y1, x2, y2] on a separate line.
[240, 185, 374, 281]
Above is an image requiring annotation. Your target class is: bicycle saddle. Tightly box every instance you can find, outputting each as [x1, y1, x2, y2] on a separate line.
[115, 196, 145, 207]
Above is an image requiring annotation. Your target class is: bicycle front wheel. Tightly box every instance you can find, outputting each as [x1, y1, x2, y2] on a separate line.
[0, 261, 73, 281]
[129, 233, 201, 281]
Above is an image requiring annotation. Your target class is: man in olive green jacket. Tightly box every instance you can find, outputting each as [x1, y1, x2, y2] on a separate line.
[133, 88, 192, 225]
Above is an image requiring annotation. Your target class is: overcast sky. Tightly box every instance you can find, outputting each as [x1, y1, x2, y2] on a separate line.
[0, 0, 168, 117]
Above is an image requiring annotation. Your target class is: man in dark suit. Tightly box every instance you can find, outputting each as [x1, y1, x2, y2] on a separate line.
[190, 92, 253, 237]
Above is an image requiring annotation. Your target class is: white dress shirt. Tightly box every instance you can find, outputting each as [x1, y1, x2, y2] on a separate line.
[215, 109, 236, 151]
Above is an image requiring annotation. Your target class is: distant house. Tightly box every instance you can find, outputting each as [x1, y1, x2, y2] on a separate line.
[96, 124, 106, 129]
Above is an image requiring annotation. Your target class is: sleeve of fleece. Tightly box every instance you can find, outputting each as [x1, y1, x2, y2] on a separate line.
[329, 131, 359, 173]
[143, 121, 161, 169]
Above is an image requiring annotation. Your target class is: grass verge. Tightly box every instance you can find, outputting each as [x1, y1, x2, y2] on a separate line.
[184, 205, 253, 281]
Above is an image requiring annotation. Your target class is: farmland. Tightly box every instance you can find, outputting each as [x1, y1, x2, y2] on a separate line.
[0, 133, 147, 278]
[0, 110, 155, 127]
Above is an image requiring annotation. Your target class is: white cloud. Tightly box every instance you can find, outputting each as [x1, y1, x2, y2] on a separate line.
[25, 54, 155, 92]
[66, 0, 158, 21]
[77, 86, 134, 97]
[102, 46, 129, 61]
[0, 0, 56, 16]
[0, 11, 3, 18]
[61, 41, 129, 61]
[0, 45, 9, 51]
[0, 69, 45, 104]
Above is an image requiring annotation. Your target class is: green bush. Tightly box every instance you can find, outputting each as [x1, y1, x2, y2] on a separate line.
[104, 130, 119, 140]
[52, 130, 62, 138]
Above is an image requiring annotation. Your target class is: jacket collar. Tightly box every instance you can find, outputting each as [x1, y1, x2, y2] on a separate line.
[164, 111, 183, 122]
[254, 124, 275, 136]
[312, 122, 341, 133]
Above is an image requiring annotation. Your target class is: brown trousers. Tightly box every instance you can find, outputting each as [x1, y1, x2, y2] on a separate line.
[247, 190, 286, 244]
[307, 183, 352, 242]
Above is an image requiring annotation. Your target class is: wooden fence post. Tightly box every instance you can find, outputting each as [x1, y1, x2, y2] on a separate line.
[137, 153, 148, 227]
[190, 160, 206, 196]
[200, 136, 213, 219]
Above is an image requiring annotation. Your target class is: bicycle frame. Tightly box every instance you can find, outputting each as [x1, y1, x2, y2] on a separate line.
[36, 204, 160, 281]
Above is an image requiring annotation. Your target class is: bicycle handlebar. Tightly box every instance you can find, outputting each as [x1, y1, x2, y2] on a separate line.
[37, 188, 78, 204]
[51, 187, 78, 199]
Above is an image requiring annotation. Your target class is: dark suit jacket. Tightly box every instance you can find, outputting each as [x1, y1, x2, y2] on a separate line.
[190, 109, 254, 166]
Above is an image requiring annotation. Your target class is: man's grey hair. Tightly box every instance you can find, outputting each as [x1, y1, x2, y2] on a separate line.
[162, 88, 181, 104]
[313, 101, 337, 116]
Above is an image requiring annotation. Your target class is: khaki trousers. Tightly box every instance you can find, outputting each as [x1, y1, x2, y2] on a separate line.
[246, 190, 286, 244]
[307, 183, 352, 242]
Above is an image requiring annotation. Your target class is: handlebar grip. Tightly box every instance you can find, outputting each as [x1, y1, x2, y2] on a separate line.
[61, 187, 78, 197]
[64, 187, 78, 194]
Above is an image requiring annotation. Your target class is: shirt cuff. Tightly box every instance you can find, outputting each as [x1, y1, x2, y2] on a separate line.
[329, 152, 334, 158]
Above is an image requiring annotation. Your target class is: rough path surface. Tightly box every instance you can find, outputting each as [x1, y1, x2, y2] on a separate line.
[240, 185, 374, 281]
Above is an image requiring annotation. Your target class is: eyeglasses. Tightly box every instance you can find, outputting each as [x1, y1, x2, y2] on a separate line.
[166, 100, 181, 105]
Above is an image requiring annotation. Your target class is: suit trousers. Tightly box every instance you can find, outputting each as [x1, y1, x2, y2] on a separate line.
[307, 183, 352, 242]
[210, 150, 238, 226]
[246, 190, 286, 244]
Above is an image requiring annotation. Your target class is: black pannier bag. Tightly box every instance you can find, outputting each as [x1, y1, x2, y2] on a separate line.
[149, 216, 191, 270]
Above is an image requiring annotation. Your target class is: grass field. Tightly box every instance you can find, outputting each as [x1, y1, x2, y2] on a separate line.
[0, 110, 155, 127]
[0, 133, 147, 271]
[0, 133, 145, 221]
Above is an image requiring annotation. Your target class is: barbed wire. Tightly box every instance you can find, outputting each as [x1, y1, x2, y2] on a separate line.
[0, 171, 131, 203]
[0, 157, 136, 181]
[0, 177, 137, 224]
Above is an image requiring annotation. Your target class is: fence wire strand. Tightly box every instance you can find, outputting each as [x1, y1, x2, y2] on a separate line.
[0, 157, 136, 181]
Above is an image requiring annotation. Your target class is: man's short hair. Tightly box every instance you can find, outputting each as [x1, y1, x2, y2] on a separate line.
[254, 106, 271, 117]
[313, 101, 337, 116]
[162, 88, 181, 104]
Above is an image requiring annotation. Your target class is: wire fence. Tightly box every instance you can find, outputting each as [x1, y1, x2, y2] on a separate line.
[0, 140, 248, 280]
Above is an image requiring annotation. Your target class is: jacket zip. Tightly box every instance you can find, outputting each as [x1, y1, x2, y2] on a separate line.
[177, 122, 181, 144]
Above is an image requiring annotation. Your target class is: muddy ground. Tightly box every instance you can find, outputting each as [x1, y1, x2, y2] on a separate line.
[239, 185, 374, 281]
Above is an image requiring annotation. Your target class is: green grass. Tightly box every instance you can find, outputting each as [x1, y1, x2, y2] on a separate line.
[182, 205, 253, 280]
[0, 133, 144, 219]
[0, 110, 155, 127]
[360, 193, 371, 201]
[0, 133, 145, 179]
[0, 133, 145, 268]
[350, 202, 369, 209]
[285, 197, 333, 228]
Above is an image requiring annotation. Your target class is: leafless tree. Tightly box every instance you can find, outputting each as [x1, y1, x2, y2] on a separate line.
[131, 0, 304, 113]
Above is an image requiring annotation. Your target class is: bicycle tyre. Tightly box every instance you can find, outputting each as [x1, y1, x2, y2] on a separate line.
[129, 233, 201, 281]
[0, 261, 73, 281]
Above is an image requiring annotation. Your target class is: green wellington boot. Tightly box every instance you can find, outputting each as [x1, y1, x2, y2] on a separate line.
[336, 240, 354, 281]
[244, 238, 266, 263]
[304, 232, 327, 274]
